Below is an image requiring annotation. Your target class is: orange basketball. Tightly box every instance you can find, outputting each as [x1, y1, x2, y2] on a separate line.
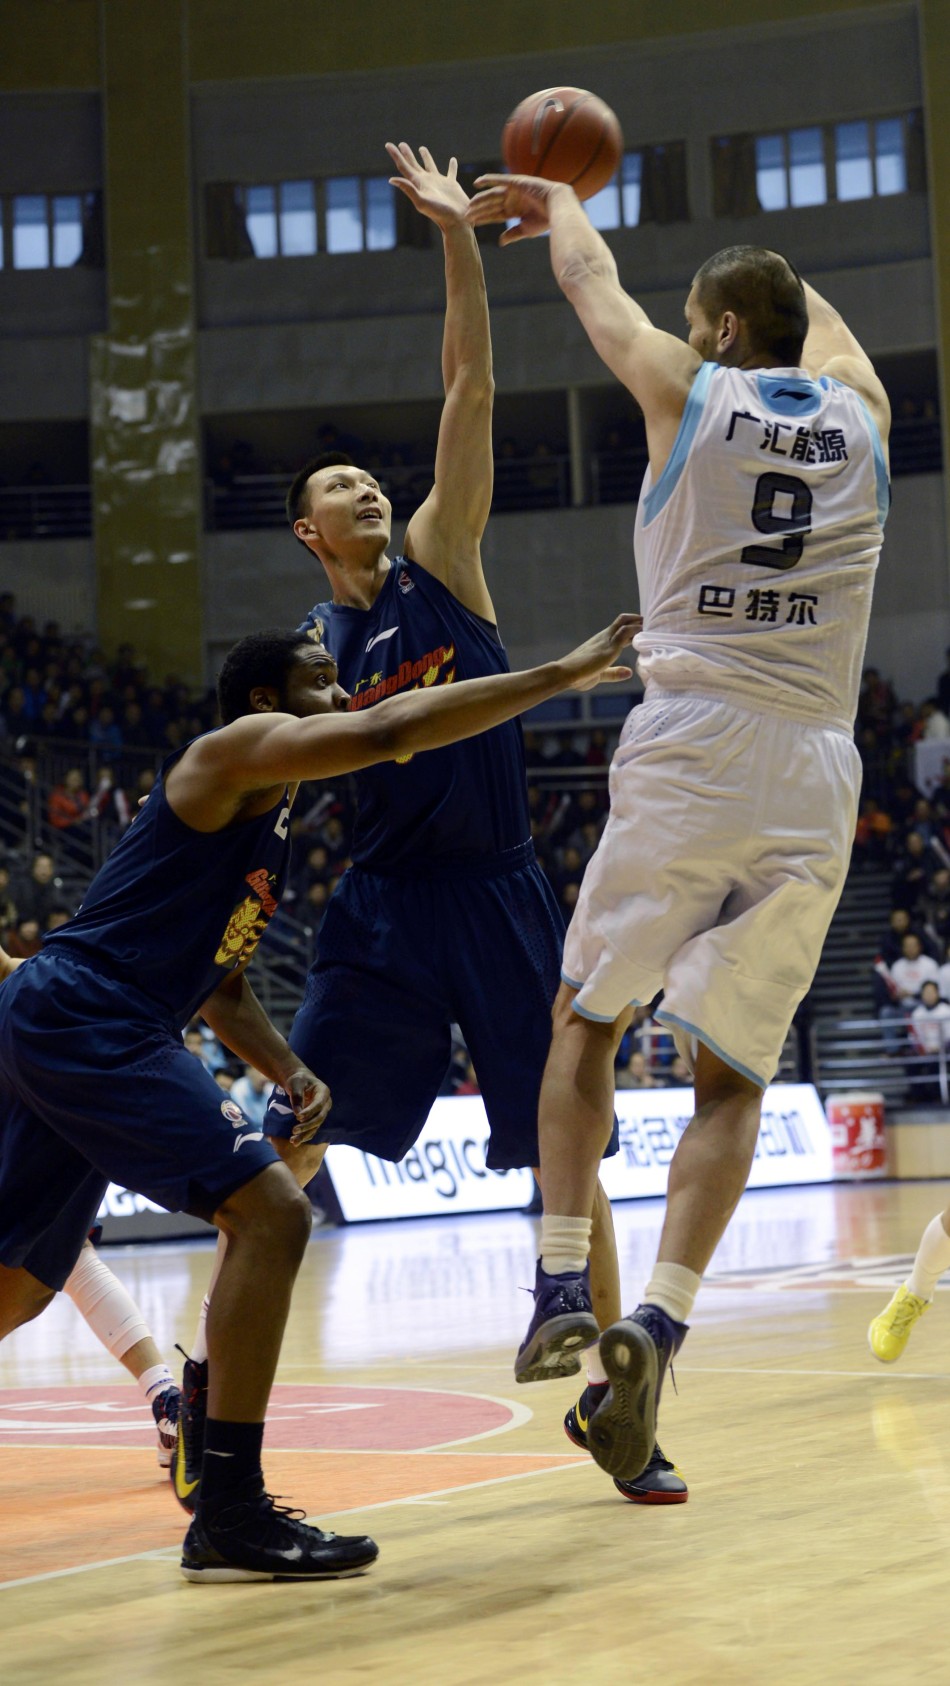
[502, 87, 624, 201]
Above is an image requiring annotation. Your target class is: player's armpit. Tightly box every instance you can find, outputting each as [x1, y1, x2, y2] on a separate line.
[814, 354, 891, 450]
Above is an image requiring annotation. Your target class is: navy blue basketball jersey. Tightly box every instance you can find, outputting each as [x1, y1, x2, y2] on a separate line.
[300, 558, 531, 869]
[46, 742, 292, 1027]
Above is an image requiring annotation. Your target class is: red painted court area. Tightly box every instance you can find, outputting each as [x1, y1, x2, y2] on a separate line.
[0, 1384, 583, 1585]
[0, 1382, 515, 1452]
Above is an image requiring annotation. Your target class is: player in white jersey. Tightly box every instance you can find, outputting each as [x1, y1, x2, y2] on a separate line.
[467, 176, 890, 1485]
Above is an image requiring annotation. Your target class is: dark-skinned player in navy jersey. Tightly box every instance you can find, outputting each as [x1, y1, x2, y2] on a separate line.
[0, 618, 636, 1579]
[265, 143, 685, 1507]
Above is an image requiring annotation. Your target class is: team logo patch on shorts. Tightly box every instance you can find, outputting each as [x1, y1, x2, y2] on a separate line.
[220, 1099, 245, 1127]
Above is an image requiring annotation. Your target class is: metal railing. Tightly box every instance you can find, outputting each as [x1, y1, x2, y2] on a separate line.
[0, 483, 92, 540]
[811, 1012, 950, 1106]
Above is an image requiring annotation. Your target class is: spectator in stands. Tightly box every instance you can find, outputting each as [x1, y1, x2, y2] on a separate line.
[453, 1057, 481, 1096]
[89, 704, 123, 760]
[890, 931, 940, 1003]
[920, 698, 950, 741]
[229, 1065, 271, 1127]
[922, 868, 950, 956]
[892, 831, 933, 916]
[48, 767, 92, 858]
[7, 916, 41, 958]
[858, 667, 897, 737]
[938, 942, 950, 1006]
[909, 979, 950, 1099]
[45, 906, 71, 934]
[302, 879, 330, 931]
[852, 797, 894, 869]
[13, 851, 64, 929]
[937, 648, 950, 719]
[2, 685, 31, 745]
[615, 1050, 659, 1090]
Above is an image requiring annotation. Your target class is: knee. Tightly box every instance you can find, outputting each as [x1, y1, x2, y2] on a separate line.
[215, 1165, 313, 1263]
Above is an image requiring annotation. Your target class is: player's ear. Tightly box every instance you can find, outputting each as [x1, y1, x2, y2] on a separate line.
[294, 516, 319, 547]
[249, 685, 281, 714]
[719, 311, 740, 354]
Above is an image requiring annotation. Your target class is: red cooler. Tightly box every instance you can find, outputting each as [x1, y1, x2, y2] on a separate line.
[825, 1092, 888, 1178]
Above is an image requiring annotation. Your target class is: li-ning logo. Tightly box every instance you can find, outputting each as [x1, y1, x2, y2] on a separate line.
[221, 1096, 264, 1153]
[398, 568, 414, 594]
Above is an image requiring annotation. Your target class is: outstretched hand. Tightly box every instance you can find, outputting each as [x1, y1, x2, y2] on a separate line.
[561, 613, 642, 691]
[466, 173, 569, 245]
[386, 142, 471, 230]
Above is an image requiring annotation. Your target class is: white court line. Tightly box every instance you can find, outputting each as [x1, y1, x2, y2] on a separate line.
[679, 1364, 949, 1381]
[0, 1459, 588, 1591]
[0, 1444, 584, 1458]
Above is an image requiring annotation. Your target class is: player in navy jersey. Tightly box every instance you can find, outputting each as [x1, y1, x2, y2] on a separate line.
[0, 617, 635, 1578]
[272, 144, 683, 1503]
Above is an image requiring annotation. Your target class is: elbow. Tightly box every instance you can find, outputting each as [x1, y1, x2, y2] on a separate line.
[556, 253, 614, 299]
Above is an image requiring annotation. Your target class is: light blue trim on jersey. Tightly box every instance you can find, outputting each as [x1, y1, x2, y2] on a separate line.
[641, 360, 716, 526]
[655, 1008, 767, 1089]
[755, 372, 822, 416]
[562, 970, 642, 1022]
[851, 388, 891, 528]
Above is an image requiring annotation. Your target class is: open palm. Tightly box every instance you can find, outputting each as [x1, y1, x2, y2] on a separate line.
[386, 141, 470, 229]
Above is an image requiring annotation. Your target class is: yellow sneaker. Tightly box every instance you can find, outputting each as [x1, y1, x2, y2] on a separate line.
[868, 1283, 931, 1363]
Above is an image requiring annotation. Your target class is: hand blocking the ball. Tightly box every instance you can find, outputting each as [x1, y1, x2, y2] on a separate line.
[466, 173, 566, 245]
[469, 85, 623, 244]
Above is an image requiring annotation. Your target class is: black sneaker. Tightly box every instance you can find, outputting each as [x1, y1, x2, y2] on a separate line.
[151, 1384, 181, 1471]
[587, 1303, 688, 1483]
[614, 1445, 688, 1506]
[514, 1260, 600, 1384]
[564, 1384, 688, 1505]
[181, 1475, 379, 1583]
[171, 1349, 208, 1514]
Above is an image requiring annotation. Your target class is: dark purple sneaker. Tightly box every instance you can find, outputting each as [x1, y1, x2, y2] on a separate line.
[514, 1259, 600, 1384]
[587, 1303, 688, 1483]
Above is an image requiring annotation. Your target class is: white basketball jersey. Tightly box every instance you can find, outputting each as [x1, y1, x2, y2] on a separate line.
[633, 363, 887, 731]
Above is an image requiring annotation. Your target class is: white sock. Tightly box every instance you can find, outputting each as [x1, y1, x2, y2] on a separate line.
[191, 1230, 228, 1363]
[62, 1245, 151, 1359]
[587, 1347, 608, 1386]
[908, 1213, 950, 1301]
[138, 1362, 174, 1403]
[191, 1294, 211, 1365]
[643, 1261, 702, 1325]
[540, 1214, 592, 1276]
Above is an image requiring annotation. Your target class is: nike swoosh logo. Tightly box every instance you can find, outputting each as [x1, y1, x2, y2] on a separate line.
[366, 627, 398, 653]
[173, 1423, 200, 1501]
[576, 1402, 589, 1434]
[773, 387, 811, 401]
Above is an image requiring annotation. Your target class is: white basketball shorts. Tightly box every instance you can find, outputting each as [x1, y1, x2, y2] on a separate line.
[562, 689, 861, 1088]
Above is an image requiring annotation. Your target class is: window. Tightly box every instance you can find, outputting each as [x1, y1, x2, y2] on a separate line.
[561, 142, 689, 233]
[206, 174, 396, 259]
[279, 180, 317, 255]
[716, 112, 922, 217]
[0, 191, 102, 269]
[325, 177, 362, 253]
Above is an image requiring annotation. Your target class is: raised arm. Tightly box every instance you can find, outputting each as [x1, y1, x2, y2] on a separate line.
[190, 614, 639, 796]
[800, 280, 891, 453]
[467, 175, 697, 470]
[385, 143, 495, 620]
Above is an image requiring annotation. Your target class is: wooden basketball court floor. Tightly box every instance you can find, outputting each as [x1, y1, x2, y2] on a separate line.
[3, 1178, 950, 1686]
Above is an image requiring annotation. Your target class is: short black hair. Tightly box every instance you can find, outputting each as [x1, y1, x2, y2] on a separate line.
[692, 245, 808, 365]
[285, 451, 355, 542]
[216, 629, 315, 724]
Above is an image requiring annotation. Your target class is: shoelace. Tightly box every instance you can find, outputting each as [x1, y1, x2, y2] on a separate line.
[207, 1491, 336, 1541]
[887, 1295, 926, 1336]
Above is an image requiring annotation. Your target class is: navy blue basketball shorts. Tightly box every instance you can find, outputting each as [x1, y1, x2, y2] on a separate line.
[0, 950, 279, 1291]
[266, 852, 620, 1171]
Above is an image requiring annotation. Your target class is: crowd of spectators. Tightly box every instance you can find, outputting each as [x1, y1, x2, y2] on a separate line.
[861, 649, 950, 1096]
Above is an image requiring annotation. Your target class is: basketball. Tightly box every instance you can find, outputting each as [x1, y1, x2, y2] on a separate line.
[502, 87, 624, 201]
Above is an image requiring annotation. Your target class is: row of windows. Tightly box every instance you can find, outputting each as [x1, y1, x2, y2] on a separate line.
[713, 111, 925, 218]
[0, 192, 102, 270]
[0, 110, 924, 272]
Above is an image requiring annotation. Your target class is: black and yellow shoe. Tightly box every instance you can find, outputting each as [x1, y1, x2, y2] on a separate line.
[181, 1475, 379, 1584]
[171, 1349, 208, 1514]
[565, 1384, 688, 1506]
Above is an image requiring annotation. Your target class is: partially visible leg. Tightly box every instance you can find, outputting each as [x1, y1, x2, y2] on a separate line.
[589, 1043, 763, 1484]
[0, 1263, 55, 1338]
[514, 988, 629, 1383]
[63, 1238, 179, 1466]
[869, 1203, 950, 1362]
